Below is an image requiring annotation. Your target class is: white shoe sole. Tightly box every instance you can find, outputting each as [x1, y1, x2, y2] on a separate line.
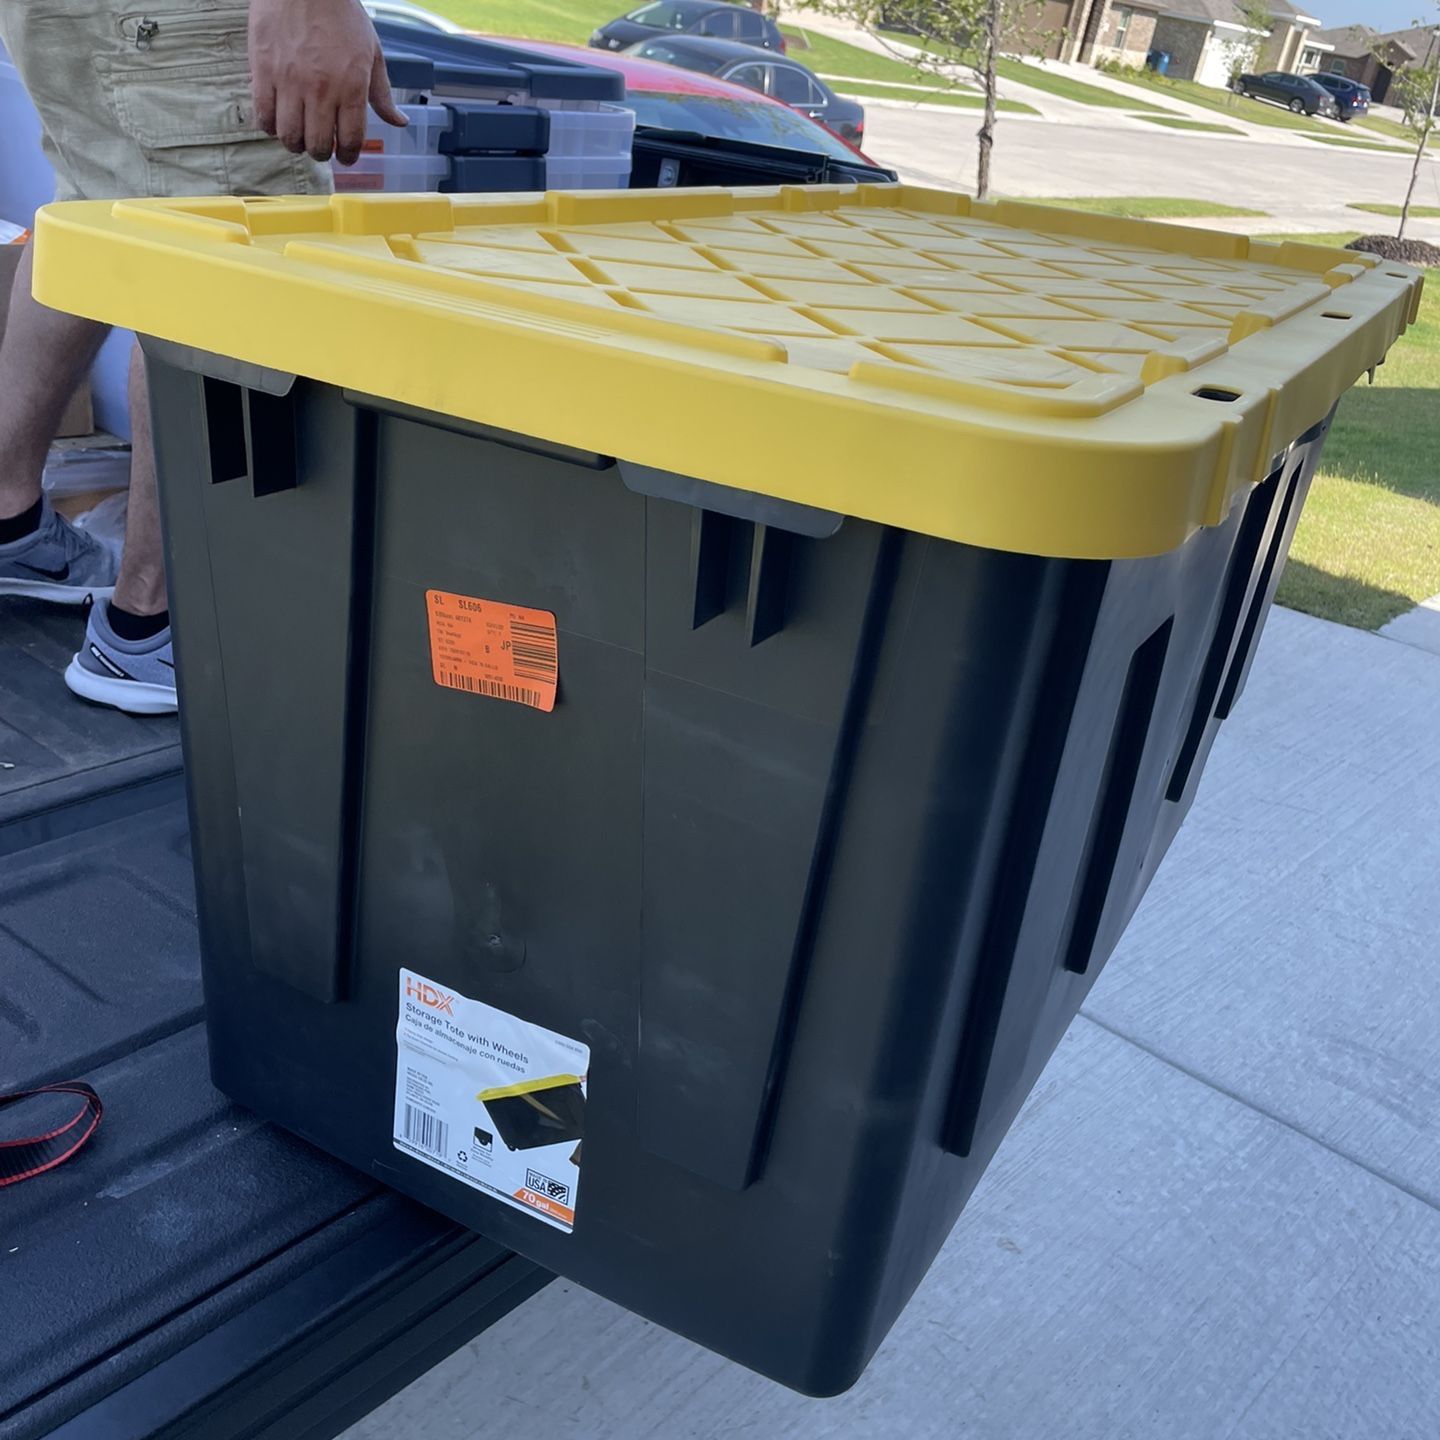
[64, 657, 177, 716]
[0, 576, 116, 604]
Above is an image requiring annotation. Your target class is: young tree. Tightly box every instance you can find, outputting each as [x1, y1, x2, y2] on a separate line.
[1227, 0, 1275, 84]
[1386, 17, 1440, 241]
[798, 0, 1052, 201]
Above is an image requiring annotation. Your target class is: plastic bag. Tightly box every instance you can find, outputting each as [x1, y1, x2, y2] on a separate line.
[41, 436, 130, 499]
[71, 491, 126, 563]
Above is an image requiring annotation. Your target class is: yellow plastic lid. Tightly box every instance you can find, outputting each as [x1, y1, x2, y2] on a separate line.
[34, 185, 1424, 558]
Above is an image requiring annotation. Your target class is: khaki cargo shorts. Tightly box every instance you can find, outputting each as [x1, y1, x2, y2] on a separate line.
[0, 0, 331, 201]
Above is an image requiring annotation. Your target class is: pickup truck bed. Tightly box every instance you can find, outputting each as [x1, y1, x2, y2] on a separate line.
[1, 603, 548, 1440]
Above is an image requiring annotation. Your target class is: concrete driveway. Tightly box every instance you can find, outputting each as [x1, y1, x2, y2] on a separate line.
[341, 607, 1440, 1438]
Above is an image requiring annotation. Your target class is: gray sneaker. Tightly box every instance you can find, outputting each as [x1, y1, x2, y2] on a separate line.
[64, 600, 177, 716]
[0, 501, 119, 604]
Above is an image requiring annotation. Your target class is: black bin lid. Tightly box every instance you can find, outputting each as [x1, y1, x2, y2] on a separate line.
[375, 21, 625, 102]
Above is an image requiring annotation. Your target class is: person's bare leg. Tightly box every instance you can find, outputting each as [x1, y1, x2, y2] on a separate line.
[0, 246, 107, 520]
[111, 343, 166, 615]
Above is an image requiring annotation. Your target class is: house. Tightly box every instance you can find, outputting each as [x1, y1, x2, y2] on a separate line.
[1146, 0, 1323, 90]
[1013, 1, 1324, 82]
[1013, 2, 1166, 67]
[1300, 24, 1435, 105]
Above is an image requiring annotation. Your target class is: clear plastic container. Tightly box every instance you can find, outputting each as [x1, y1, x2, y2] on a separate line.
[544, 154, 633, 191]
[545, 104, 635, 159]
[361, 103, 451, 159]
[41, 433, 131, 498]
[333, 153, 448, 193]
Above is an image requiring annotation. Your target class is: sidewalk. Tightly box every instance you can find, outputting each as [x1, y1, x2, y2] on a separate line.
[342, 605, 1440, 1439]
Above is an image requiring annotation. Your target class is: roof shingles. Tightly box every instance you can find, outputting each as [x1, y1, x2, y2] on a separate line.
[1155, 0, 1306, 27]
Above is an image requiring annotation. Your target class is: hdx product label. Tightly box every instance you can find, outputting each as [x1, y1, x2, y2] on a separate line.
[393, 968, 589, 1231]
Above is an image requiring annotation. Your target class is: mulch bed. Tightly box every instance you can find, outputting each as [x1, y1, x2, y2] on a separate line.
[1347, 234, 1440, 267]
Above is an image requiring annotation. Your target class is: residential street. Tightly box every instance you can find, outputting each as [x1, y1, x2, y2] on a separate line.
[863, 101, 1440, 237]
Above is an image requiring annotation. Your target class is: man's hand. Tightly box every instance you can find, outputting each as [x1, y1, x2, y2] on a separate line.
[250, 0, 407, 167]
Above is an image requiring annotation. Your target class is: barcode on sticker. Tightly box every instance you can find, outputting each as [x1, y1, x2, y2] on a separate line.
[403, 1104, 450, 1158]
[435, 671, 544, 708]
[509, 620, 558, 682]
[426, 590, 559, 713]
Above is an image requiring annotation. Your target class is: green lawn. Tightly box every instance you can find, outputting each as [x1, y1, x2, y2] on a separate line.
[994, 57, 1174, 112]
[1095, 70, 1346, 134]
[1349, 202, 1440, 218]
[1269, 247, 1439, 629]
[833, 80, 1036, 113]
[1353, 113, 1418, 142]
[1044, 196, 1265, 219]
[429, 0, 612, 41]
[783, 27, 968, 92]
[1257, 231, 1364, 248]
[866, 30, 1174, 112]
[1304, 134, 1411, 153]
[1133, 114, 1246, 135]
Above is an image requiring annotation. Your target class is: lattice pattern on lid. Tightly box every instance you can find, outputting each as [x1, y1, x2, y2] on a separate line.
[378, 202, 1354, 408]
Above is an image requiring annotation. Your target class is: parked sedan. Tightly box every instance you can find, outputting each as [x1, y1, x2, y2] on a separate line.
[1232, 70, 1339, 118]
[626, 34, 865, 143]
[512, 38, 887, 169]
[590, 1, 786, 55]
[1311, 72, 1371, 121]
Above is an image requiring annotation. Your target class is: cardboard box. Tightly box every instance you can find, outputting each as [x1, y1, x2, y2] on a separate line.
[0, 239, 93, 438]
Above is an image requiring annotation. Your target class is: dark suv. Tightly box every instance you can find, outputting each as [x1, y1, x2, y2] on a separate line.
[590, 1, 786, 55]
[1232, 70, 1339, 117]
[1311, 72, 1371, 120]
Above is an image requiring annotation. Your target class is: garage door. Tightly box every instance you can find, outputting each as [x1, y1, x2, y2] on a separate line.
[1196, 32, 1238, 89]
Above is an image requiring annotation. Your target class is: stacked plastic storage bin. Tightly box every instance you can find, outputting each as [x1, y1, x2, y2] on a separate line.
[334, 30, 633, 195]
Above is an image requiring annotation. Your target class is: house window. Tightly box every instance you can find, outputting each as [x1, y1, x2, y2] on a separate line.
[1330, 58, 1346, 73]
[1113, 4, 1134, 48]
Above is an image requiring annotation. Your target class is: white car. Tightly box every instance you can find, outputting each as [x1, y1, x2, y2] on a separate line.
[362, 1, 468, 34]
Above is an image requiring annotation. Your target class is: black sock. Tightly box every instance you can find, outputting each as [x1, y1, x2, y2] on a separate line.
[0, 497, 43, 545]
[107, 601, 169, 642]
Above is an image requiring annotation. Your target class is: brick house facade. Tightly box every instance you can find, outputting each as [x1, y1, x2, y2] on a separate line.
[1008, 0, 1325, 86]
[1092, 4, 1160, 64]
[1051, 0, 1164, 65]
[1142, 1, 1320, 88]
[1149, 13, 1208, 76]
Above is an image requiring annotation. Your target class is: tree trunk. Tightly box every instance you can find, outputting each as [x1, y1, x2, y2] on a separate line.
[976, 0, 999, 200]
[1398, 39, 1440, 242]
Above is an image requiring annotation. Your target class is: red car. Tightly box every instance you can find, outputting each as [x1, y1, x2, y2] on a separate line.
[512, 39, 880, 164]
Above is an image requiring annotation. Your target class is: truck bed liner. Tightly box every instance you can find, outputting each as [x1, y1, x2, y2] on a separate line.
[1, 748, 547, 1440]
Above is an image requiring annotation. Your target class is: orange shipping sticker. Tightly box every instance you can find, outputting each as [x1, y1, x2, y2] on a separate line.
[426, 590, 558, 712]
